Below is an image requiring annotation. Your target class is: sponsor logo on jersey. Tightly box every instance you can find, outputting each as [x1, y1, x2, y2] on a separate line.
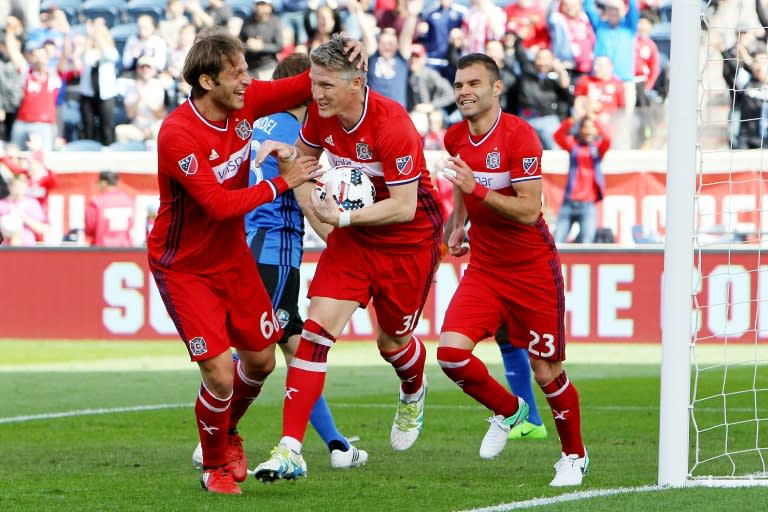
[356, 142, 372, 160]
[522, 156, 539, 175]
[486, 151, 501, 169]
[188, 336, 207, 356]
[209, 149, 219, 160]
[235, 119, 253, 140]
[178, 153, 198, 175]
[212, 143, 250, 184]
[395, 155, 413, 175]
[325, 135, 334, 146]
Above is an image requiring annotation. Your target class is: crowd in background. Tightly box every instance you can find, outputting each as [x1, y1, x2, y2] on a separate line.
[0, 0, 728, 247]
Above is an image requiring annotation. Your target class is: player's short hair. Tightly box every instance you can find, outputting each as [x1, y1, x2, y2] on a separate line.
[456, 53, 501, 84]
[183, 26, 244, 98]
[272, 52, 311, 80]
[309, 33, 366, 87]
[98, 170, 118, 186]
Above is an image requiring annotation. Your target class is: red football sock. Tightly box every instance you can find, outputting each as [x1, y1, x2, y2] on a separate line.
[195, 382, 232, 468]
[228, 358, 263, 433]
[437, 346, 519, 417]
[380, 335, 426, 395]
[282, 319, 335, 444]
[541, 371, 585, 457]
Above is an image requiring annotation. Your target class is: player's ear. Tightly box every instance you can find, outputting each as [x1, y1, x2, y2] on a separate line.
[199, 73, 217, 92]
[492, 79, 503, 98]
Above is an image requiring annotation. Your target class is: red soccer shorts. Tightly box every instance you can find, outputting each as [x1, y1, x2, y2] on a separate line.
[440, 261, 566, 361]
[309, 233, 438, 337]
[150, 256, 282, 361]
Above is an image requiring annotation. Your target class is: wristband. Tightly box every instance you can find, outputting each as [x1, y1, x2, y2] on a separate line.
[338, 210, 351, 227]
[471, 182, 489, 201]
[271, 176, 289, 196]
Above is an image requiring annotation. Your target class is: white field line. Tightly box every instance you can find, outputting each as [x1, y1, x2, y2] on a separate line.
[455, 485, 661, 512]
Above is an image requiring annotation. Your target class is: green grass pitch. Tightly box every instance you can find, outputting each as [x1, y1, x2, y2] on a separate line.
[1, 340, 767, 511]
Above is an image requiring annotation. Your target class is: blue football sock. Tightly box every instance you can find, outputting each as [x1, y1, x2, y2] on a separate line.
[498, 342, 543, 426]
[310, 395, 349, 451]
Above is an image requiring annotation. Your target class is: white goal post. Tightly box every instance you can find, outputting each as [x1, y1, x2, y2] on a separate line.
[659, 0, 768, 487]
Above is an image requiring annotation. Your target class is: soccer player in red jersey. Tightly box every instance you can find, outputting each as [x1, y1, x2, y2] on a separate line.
[252, 34, 444, 481]
[438, 53, 588, 486]
[147, 28, 364, 494]
[84, 171, 134, 247]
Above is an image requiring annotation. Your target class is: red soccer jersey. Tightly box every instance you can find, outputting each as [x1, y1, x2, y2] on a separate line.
[300, 87, 443, 252]
[85, 188, 135, 247]
[443, 110, 555, 268]
[148, 72, 311, 274]
[573, 75, 626, 115]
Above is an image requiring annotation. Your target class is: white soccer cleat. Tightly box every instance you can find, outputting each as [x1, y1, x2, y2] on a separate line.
[479, 397, 529, 459]
[253, 444, 307, 482]
[330, 443, 368, 469]
[390, 376, 427, 451]
[192, 442, 203, 469]
[550, 450, 590, 487]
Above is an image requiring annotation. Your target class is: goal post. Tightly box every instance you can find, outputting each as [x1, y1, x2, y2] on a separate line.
[658, 0, 701, 488]
[659, 0, 768, 487]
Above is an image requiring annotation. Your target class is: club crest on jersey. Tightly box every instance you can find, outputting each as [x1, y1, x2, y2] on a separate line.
[356, 142, 372, 160]
[275, 308, 290, 328]
[178, 153, 198, 175]
[486, 151, 501, 169]
[396, 155, 413, 175]
[235, 119, 253, 140]
[522, 156, 539, 175]
[188, 336, 207, 356]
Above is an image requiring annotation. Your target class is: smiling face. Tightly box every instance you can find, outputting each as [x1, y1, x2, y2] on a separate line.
[453, 61, 501, 124]
[204, 52, 251, 116]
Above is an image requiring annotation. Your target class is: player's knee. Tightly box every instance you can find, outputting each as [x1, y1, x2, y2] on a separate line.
[437, 346, 472, 380]
[532, 360, 562, 387]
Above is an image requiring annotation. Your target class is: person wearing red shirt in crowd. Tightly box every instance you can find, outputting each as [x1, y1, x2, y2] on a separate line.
[505, 0, 550, 52]
[439, 53, 588, 486]
[147, 27, 363, 494]
[634, 15, 660, 107]
[252, 33, 443, 482]
[573, 56, 626, 120]
[552, 111, 611, 243]
[84, 171, 134, 247]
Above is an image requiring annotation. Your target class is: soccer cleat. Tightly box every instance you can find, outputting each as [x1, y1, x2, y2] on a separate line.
[550, 450, 590, 486]
[330, 443, 369, 469]
[200, 466, 242, 494]
[252, 444, 307, 482]
[507, 420, 548, 441]
[390, 376, 427, 451]
[226, 433, 248, 482]
[479, 397, 529, 459]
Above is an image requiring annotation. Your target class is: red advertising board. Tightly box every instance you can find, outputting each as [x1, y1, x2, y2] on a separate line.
[2, 247, 763, 343]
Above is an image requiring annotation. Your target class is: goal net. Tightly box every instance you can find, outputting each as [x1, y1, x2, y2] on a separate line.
[659, 0, 768, 486]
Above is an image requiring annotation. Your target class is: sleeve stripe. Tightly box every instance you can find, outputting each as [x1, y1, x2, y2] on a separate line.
[386, 175, 421, 186]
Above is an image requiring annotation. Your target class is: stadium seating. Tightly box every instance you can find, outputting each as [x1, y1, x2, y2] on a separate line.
[81, 0, 126, 27]
[61, 139, 105, 152]
[110, 23, 139, 60]
[40, 0, 82, 26]
[227, 0, 254, 19]
[124, 0, 166, 24]
[106, 140, 148, 151]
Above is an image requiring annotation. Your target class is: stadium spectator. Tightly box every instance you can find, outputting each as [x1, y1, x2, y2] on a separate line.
[573, 55, 626, 132]
[4, 31, 64, 152]
[513, 39, 571, 149]
[84, 170, 134, 247]
[407, 43, 455, 116]
[304, 4, 344, 52]
[546, 0, 595, 83]
[114, 56, 167, 149]
[79, 21, 120, 146]
[187, 0, 234, 30]
[157, 0, 191, 50]
[423, 108, 448, 150]
[461, 0, 506, 54]
[361, 0, 419, 107]
[504, 0, 550, 53]
[439, 52, 587, 486]
[584, 0, 639, 111]
[0, 173, 47, 246]
[633, 14, 661, 148]
[735, 52, 768, 149]
[147, 27, 364, 495]
[121, 14, 168, 76]
[720, 23, 761, 147]
[0, 0, 40, 32]
[281, 0, 311, 47]
[552, 111, 611, 243]
[484, 38, 520, 115]
[252, 33, 442, 482]
[241, 0, 284, 79]
[415, 0, 466, 82]
[0, 32, 23, 142]
[24, 151, 56, 221]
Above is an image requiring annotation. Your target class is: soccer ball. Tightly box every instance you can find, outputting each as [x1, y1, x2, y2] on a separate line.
[315, 165, 376, 211]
